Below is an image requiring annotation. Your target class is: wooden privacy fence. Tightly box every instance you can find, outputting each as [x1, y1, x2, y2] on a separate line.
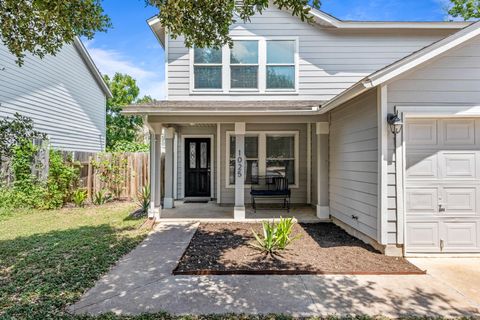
[78, 152, 151, 201]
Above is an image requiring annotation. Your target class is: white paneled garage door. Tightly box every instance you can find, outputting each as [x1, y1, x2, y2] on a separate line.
[405, 118, 480, 253]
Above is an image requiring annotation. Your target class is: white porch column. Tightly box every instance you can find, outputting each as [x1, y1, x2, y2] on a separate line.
[163, 127, 175, 209]
[234, 122, 246, 220]
[148, 123, 163, 220]
[316, 122, 330, 220]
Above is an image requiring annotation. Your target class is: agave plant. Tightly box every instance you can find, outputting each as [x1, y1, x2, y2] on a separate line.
[137, 185, 151, 213]
[251, 217, 301, 254]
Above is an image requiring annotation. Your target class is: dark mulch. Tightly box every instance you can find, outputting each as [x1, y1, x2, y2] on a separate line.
[174, 223, 424, 275]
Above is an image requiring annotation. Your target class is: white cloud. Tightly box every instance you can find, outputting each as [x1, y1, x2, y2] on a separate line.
[85, 42, 165, 99]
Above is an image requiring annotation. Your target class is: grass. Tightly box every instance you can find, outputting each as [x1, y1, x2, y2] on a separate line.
[0, 202, 149, 319]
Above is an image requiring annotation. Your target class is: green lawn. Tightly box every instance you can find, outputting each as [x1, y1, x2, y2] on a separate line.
[0, 202, 149, 319]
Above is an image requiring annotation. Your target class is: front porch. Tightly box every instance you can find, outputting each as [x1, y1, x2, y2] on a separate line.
[140, 107, 331, 222]
[160, 201, 321, 222]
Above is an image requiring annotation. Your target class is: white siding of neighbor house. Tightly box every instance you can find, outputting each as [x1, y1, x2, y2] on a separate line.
[386, 34, 480, 245]
[0, 43, 106, 152]
[329, 89, 379, 241]
[167, 6, 455, 101]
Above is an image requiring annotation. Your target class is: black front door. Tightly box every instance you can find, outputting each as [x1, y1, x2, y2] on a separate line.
[184, 138, 211, 197]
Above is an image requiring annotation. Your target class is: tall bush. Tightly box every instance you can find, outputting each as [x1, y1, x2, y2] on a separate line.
[44, 151, 79, 209]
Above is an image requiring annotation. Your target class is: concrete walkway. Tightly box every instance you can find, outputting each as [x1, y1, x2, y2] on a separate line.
[69, 223, 480, 318]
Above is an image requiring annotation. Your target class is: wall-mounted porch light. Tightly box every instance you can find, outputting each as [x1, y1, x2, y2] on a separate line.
[387, 113, 403, 135]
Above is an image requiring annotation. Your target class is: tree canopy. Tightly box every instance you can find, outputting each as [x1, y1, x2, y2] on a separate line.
[448, 0, 480, 19]
[0, 0, 111, 65]
[104, 73, 143, 151]
[1, 0, 321, 64]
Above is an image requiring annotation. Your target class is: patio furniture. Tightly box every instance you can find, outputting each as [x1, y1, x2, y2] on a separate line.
[250, 175, 291, 212]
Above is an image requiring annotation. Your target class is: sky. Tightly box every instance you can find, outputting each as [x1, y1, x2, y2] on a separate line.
[85, 0, 454, 100]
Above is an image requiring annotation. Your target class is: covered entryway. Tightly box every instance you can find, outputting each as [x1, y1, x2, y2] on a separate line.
[405, 117, 480, 253]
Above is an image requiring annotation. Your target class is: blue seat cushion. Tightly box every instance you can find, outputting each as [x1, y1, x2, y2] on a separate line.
[250, 190, 289, 196]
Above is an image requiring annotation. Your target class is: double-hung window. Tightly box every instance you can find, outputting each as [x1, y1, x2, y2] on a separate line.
[193, 47, 222, 89]
[229, 135, 259, 184]
[266, 135, 295, 184]
[266, 40, 296, 90]
[230, 40, 259, 89]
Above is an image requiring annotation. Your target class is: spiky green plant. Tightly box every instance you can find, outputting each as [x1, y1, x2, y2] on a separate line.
[137, 185, 151, 213]
[251, 217, 301, 254]
[93, 189, 112, 205]
[72, 189, 87, 208]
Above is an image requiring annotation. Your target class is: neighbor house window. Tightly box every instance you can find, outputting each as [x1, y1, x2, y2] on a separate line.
[193, 47, 222, 89]
[230, 40, 259, 89]
[266, 135, 295, 184]
[266, 40, 296, 89]
[229, 135, 259, 184]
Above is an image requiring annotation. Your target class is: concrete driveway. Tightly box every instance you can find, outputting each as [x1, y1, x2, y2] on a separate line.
[69, 223, 480, 318]
[409, 258, 480, 307]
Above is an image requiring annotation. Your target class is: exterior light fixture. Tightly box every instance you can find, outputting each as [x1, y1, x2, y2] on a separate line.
[387, 113, 403, 135]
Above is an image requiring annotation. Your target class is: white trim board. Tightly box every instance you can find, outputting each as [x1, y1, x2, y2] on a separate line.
[180, 134, 215, 199]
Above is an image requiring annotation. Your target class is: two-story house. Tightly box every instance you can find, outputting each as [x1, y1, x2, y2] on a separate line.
[124, 6, 480, 256]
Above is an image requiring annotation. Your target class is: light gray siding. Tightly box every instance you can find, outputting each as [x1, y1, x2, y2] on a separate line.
[0, 43, 106, 152]
[167, 6, 453, 101]
[386, 34, 480, 245]
[329, 89, 379, 241]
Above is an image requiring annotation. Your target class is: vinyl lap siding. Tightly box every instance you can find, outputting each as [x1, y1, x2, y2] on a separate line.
[167, 6, 453, 101]
[0, 43, 106, 152]
[386, 34, 480, 245]
[329, 89, 379, 240]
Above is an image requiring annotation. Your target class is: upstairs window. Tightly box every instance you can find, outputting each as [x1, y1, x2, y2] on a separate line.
[193, 47, 222, 89]
[266, 40, 296, 90]
[230, 40, 259, 89]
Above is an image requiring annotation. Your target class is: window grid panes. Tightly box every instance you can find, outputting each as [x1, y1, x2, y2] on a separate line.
[266, 135, 295, 184]
[229, 135, 259, 184]
[193, 47, 222, 89]
[230, 40, 259, 89]
[266, 40, 296, 90]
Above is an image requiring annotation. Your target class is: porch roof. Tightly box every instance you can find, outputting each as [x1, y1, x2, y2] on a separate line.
[122, 100, 325, 116]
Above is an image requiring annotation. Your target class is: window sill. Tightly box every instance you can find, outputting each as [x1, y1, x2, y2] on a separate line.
[190, 91, 299, 96]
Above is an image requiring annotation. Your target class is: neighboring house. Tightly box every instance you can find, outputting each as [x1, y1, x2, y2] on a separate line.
[0, 38, 112, 152]
[124, 6, 480, 256]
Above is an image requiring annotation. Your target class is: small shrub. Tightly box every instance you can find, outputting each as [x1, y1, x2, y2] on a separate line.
[251, 217, 301, 254]
[93, 189, 112, 205]
[72, 189, 87, 207]
[44, 150, 80, 209]
[137, 185, 150, 213]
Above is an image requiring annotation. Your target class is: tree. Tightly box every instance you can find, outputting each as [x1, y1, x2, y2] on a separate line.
[104, 73, 143, 151]
[0, 0, 111, 65]
[448, 0, 480, 19]
[1, 0, 320, 64]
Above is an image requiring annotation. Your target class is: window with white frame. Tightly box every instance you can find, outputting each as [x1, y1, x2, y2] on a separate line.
[227, 132, 298, 187]
[230, 40, 259, 89]
[266, 135, 295, 183]
[266, 40, 296, 90]
[229, 135, 259, 184]
[191, 38, 297, 93]
[193, 47, 222, 89]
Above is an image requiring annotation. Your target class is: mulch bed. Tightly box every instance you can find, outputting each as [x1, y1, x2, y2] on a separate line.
[174, 223, 425, 275]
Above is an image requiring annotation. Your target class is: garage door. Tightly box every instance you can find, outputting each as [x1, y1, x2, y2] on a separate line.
[405, 118, 480, 253]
